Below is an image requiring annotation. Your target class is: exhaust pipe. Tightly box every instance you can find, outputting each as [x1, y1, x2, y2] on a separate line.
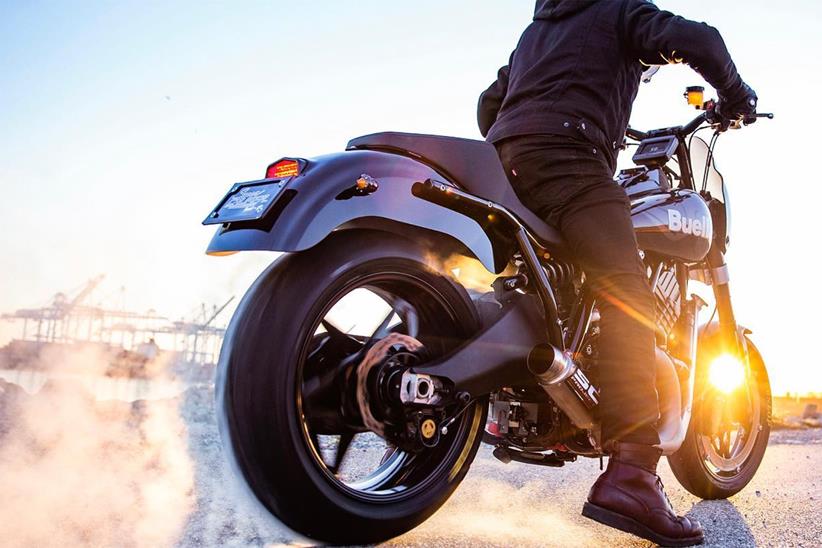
[527, 344, 597, 430]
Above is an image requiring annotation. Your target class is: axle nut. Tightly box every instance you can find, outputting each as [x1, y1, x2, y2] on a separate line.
[420, 419, 437, 440]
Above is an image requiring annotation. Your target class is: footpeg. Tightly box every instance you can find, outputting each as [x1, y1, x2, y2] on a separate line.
[493, 445, 573, 468]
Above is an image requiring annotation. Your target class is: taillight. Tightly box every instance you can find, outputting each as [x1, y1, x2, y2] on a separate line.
[266, 159, 301, 179]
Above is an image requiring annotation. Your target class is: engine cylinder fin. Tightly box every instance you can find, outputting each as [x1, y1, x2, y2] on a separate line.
[543, 260, 575, 287]
[653, 265, 681, 338]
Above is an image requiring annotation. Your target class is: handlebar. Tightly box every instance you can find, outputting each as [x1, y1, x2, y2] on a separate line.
[625, 126, 648, 141]
[681, 112, 709, 136]
[626, 110, 774, 142]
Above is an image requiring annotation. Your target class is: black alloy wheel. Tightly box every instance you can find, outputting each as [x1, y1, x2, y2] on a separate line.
[216, 231, 488, 544]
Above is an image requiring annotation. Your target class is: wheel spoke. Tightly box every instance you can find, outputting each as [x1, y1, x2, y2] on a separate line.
[321, 320, 364, 349]
[393, 298, 419, 338]
[296, 272, 475, 500]
[729, 426, 745, 458]
[362, 297, 420, 347]
[721, 431, 732, 458]
[329, 432, 356, 475]
[368, 308, 399, 343]
[302, 328, 367, 425]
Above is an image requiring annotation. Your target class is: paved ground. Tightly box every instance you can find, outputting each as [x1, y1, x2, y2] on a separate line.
[174, 384, 821, 548]
[3, 381, 819, 547]
[385, 428, 821, 548]
[181, 382, 820, 548]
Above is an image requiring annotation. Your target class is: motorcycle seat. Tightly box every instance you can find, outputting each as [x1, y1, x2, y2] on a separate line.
[347, 132, 567, 253]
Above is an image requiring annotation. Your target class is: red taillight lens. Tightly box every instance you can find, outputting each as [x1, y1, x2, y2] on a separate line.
[266, 159, 300, 179]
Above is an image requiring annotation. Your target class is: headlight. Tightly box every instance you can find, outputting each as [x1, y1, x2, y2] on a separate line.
[708, 354, 746, 394]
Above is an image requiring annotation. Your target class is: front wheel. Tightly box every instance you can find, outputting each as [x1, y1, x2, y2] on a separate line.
[217, 231, 487, 544]
[668, 333, 771, 499]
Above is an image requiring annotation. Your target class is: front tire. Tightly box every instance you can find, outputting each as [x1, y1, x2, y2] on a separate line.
[668, 333, 771, 499]
[217, 231, 486, 544]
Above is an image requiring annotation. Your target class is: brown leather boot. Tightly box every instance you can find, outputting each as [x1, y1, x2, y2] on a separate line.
[582, 442, 704, 547]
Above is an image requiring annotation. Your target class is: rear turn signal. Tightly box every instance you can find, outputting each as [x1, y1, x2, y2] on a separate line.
[266, 159, 301, 179]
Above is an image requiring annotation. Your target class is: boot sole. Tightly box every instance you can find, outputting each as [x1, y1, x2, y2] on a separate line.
[582, 502, 704, 547]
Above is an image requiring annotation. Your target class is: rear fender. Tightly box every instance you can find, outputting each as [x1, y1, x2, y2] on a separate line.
[205, 150, 511, 272]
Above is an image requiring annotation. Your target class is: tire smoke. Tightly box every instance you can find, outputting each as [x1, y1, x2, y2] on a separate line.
[0, 344, 195, 547]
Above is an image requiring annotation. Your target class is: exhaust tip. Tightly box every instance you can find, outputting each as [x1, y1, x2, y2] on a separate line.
[528, 344, 578, 385]
[527, 344, 557, 376]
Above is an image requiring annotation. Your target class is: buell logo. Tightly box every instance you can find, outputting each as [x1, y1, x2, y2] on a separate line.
[667, 209, 709, 238]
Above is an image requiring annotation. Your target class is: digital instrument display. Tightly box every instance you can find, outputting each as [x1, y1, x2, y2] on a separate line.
[632, 135, 679, 167]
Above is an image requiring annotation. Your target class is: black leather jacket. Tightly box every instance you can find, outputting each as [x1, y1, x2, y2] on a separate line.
[479, 0, 747, 166]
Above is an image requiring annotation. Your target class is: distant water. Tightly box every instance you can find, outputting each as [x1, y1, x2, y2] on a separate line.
[0, 368, 190, 402]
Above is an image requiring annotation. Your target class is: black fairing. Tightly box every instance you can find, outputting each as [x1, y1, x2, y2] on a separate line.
[631, 189, 713, 262]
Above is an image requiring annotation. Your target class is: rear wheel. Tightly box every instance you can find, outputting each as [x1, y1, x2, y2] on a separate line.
[217, 231, 486, 544]
[668, 333, 771, 499]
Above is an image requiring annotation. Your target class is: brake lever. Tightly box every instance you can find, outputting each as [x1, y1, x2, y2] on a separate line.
[717, 112, 774, 131]
[747, 112, 774, 124]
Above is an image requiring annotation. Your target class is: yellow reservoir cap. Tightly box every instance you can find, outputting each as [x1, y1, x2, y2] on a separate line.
[685, 86, 705, 108]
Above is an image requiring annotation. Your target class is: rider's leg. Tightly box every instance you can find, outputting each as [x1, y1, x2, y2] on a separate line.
[497, 136, 660, 442]
[556, 184, 659, 445]
[497, 135, 704, 545]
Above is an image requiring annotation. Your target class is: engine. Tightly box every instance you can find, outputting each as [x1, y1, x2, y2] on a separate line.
[652, 264, 682, 344]
[483, 259, 683, 456]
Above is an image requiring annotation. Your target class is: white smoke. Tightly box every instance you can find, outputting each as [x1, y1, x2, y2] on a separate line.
[0, 344, 195, 547]
[390, 474, 601, 547]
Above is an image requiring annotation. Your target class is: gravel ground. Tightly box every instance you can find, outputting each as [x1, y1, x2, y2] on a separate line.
[174, 386, 821, 548]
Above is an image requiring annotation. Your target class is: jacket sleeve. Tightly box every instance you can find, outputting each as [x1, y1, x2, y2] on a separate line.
[623, 0, 743, 95]
[477, 53, 514, 137]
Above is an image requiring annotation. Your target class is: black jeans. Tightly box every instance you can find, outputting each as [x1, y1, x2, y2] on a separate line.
[497, 135, 660, 446]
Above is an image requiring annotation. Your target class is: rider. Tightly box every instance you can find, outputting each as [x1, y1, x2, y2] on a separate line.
[478, 1, 757, 545]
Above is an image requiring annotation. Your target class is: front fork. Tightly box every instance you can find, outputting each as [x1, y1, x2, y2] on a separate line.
[705, 247, 744, 355]
[704, 247, 754, 422]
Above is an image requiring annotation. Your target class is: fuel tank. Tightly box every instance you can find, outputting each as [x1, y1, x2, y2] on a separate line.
[617, 166, 670, 198]
[631, 189, 713, 262]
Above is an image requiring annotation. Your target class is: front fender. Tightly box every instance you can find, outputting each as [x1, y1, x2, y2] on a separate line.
[206, 150, 509, 272]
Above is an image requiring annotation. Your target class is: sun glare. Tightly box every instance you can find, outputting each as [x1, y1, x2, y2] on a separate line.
[708, 354, 746, 394]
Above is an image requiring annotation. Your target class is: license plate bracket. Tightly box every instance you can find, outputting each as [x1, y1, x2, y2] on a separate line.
[203, 179, 287, 225]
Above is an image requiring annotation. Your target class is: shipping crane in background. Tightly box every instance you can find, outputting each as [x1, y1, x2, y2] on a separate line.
[0, 275, 232, 370]
[164, 296, 235, 365]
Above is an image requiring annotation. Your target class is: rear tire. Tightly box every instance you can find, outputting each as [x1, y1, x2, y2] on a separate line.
[216, 231, 487, 544]
[668, 334, 771, 499]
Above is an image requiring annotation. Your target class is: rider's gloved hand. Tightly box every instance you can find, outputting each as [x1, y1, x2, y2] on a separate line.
[716, 82, 758, 127]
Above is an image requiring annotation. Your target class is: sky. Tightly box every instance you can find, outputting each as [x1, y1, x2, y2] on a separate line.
[1, 0, 820, 394]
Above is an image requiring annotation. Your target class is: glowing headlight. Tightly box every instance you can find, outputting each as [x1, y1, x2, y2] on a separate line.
[708, 354, 746, 394]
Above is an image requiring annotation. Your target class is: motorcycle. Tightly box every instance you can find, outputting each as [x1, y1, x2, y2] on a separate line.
[204, 88, 773, 544]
